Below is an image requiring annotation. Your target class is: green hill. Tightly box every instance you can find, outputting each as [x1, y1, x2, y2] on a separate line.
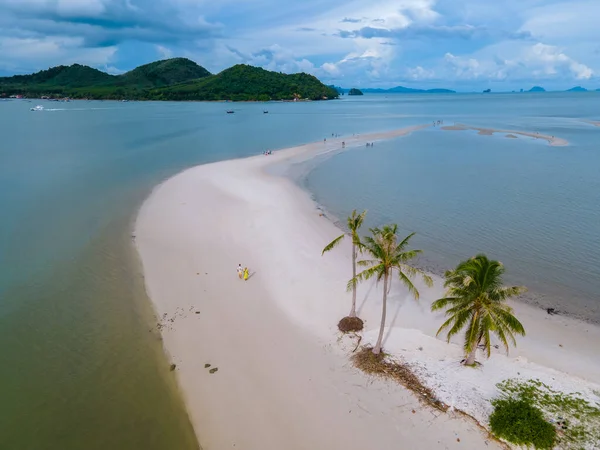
[0, 64, 114, 90]
[148, 64, 339, 101]
[118, 58, 211, 88]
[0, 59, 337, 101]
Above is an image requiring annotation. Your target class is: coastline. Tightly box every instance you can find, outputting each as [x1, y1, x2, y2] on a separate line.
[135, 128, 599, 449]
[441, 123, 569, 146]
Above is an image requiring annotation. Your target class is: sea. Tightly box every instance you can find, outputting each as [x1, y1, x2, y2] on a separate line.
[0, 93, 599, 449]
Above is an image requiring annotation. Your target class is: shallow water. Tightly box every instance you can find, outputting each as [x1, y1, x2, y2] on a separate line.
[1, 93, 599, 448]
[0, 98, 423, 449]
[304, 94, 600, 322]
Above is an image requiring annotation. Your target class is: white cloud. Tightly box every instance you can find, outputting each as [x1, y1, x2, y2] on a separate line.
[526, 43, 593, 79]
[0, 35, 116, 72]
[156, 45, 173, 60]
[0, 0, 599, 88]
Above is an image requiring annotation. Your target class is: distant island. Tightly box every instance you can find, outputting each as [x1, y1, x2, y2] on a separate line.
[567, 86, 587, 92]
[359, 86, 455, 94]
[529, 86, 546, 92]
[483, 88, 491, 93]
[0, 58, 339, 102]
[348, 88, 364, 96]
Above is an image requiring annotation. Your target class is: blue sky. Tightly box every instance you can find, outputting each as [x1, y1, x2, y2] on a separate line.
[0, 0, 598, 90]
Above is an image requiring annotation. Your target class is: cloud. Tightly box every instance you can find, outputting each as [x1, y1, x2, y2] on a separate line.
[0, 0, 598, 88]
[340, 17, 362, 23]
[224, 44, 317, 75]
[0, 0, 222, 47]
[336, 24, 532, 41]
[156, 45, 173, 60]
[526, 43, 593, 79]
[433, 43, 593, 82]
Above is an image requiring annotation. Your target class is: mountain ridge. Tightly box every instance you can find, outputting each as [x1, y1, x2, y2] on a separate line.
[0, 58, 338, 101]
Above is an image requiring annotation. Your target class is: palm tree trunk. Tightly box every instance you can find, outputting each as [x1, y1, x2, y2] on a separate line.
[349, 243, 357, 317]
[373, 271, 388, 355]
[464, 343, 478, 366]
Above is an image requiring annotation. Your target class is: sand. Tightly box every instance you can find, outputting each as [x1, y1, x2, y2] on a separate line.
[135, 127, 599, 450]
[442, 123, 569, 146]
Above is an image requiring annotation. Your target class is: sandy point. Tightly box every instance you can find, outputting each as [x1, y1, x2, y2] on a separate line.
[135, 126, 598, 450]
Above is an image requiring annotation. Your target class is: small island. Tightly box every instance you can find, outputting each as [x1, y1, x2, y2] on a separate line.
[567, 86, 587, 92]
[529, 86, 546, 92]
[0, 58, 339, 102]
[348, 88, 364, 96]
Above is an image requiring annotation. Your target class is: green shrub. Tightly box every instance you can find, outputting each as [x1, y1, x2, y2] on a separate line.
[489, 397, 557, 449]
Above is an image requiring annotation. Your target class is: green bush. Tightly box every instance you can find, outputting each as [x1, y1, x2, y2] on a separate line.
[489, 397, 557, 449]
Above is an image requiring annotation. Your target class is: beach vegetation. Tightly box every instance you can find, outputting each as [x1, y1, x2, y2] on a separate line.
[489, 397, 556, 449]
[431, 254, 526, 366]
[322, 210, 367, 332]
[0, 59, 339, 102]
[494, 378, 600, 449]
[351, 225, 432, 354]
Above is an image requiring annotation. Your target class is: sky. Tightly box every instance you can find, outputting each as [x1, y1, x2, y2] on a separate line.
[0, 0, 598, 90]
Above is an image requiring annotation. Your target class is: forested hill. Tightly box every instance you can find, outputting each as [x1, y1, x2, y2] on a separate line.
[149, 64, 339, 101]
[0, 58, 338, 101]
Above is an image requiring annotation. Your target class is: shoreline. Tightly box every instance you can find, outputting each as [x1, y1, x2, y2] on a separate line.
[441, 123, 569, 146]
[135, 128, 599, 449]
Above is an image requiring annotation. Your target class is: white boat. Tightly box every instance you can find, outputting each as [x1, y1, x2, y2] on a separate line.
[30, 105, 44, 111]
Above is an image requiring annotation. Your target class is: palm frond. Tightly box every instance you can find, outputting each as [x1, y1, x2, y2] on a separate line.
[397, 269, 420, 299]
[322, 234, 344, 255]
[433, 254, 526, 361]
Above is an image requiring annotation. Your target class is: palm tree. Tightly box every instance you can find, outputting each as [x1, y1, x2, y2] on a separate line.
[431, 254, 526, 366]
[351, 225, 432, 355]
[322, 209, 367, 318]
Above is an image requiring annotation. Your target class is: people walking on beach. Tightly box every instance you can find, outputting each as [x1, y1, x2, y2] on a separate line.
[237, 264, 243, 279]
[243, 267, 249, 281]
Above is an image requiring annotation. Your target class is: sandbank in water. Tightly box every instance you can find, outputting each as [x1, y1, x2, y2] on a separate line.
[135, 127, 598, 450]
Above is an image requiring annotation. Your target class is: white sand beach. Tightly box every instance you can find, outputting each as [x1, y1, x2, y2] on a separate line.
[135, 127, 599, 450]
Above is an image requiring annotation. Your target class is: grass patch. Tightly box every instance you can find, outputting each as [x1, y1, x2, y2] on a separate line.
[494, 378, 600, 449]
[490, 397, 556, 449]
[338, 316, 364, 333]
[352, 346, 448, 412]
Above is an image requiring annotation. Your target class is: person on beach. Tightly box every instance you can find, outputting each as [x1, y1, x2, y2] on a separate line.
[243, 267, 249, 281]
[237, 264, 243, 279]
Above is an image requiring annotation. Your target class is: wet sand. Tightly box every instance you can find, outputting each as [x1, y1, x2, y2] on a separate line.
[441, 123, 568, 146]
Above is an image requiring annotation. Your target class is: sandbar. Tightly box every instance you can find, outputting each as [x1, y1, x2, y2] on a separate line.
[135, 127, 599, 449]
[442, 123, 568, 146]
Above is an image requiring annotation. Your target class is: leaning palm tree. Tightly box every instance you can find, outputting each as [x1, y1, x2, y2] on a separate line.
[431, 254, 526, 366]
[351, 225, 432, 355]
[322, 210, 367, 322]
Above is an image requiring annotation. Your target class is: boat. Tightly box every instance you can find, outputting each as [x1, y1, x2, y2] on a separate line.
[263, 110, 269, 114]
[226, 110, 234, 114]
[30, 105, 44, 111]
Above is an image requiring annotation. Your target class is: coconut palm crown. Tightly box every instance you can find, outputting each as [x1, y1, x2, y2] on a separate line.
[351, 224, 432, 354]
[431, 254, 527, 366]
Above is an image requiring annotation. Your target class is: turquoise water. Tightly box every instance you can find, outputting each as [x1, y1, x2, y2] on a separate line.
[1, 94, 599, 448]
[0, 98, 423, 449]
[304, 93, 600, 322]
